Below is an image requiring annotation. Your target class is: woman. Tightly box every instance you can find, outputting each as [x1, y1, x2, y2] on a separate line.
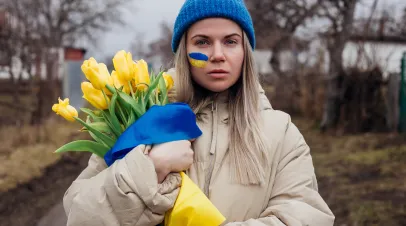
[63, 0, 335, 225]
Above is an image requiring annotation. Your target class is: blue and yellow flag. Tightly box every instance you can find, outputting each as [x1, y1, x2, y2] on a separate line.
[188, 52, 209, 68]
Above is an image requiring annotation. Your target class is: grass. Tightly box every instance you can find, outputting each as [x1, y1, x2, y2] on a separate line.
[293, 118, 406, 226]
[0, 117, 90, 192]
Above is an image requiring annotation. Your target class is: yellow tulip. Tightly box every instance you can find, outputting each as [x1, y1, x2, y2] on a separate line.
[112, 50, 134, 82]
[133, 59, 150, 92]
[81, 82, 109, 110]
[52, 98, 78, 122]
[109, 70, 131, 94]
[81, 57, 110, 90]
[163, 72, 174, 91]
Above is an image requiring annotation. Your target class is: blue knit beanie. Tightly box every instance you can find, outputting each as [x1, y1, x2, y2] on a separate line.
[171, 0, 255, 52]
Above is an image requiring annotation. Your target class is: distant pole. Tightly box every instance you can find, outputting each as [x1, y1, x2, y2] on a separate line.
[399, 52, 406, 132]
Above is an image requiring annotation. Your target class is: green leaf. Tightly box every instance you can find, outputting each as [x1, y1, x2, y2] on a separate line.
[108, 92, 123, 135]
[105, 84, 116, 94]
[84, 121, 115, 136]
[116, 91, 145, 118]
[74, 116, 116, 148]
[99, 111, 120, 138]
[115, 88, 133, 109]
[55, 140, 109, 158]
[134, 88, 144, 107]
[126, 109, 136, 128]
[144, 71, 164, 109]
[83, 117, 112, 141]
[89, 131, 109, 147]
[81, 108, 103, 122]
[115, 101, 128, 126]
[158, 73, 168, 105]
[82, 114, 112, 147]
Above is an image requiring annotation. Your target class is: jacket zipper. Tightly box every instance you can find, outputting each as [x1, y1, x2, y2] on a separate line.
[204, 101, 218, 197]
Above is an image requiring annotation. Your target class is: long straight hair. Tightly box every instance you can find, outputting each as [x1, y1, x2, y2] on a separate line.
[173, 32, 269, 185]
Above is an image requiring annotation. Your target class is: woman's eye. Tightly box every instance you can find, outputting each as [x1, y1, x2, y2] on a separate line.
[196, 39, 209, 45]
[225, 39, 237, 45]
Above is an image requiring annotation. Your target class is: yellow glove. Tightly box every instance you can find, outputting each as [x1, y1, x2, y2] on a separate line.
[165, 172, 226, 226]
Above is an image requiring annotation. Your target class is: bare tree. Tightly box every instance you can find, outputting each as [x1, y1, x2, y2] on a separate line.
[317, 0, 358, 131]
[399, 7, 406, 35]
[246, 0, 321, 75]
[132, 22, 174, 70]
[130, 33, 148, 60]
[1, 0, 133, 124]
[0, 5, 43, 125]
[150, 22, 174, 69]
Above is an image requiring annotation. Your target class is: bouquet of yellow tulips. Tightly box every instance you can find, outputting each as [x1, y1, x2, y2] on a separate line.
[52, 50, 225, 226]
[52, 50, 175, 158]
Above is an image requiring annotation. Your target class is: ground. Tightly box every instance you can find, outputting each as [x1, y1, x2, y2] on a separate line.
[294, 118, 406, 226]
[0, 118, 91, 226]
[0, 117, 405, 226]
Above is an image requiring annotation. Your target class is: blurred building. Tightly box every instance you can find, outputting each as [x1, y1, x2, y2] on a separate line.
[253, 35, 406, 79]
[0, 7, 87, 109]
[62, 47, 87, 109]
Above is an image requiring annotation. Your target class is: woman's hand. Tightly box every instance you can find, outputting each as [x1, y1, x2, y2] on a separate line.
[148, 140, 194, 183]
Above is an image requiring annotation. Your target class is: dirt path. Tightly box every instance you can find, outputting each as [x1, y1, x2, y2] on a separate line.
[36, 202, 66, 226]
[0, 152, 90, 226]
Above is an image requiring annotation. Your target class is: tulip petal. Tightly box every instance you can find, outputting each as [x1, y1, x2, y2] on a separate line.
[89, 57, 98, 65]
[81, 82, 109, 110]
[52, 104, 59, 113]
[81, 57, 109, 90]
[113, 50, 132, 82]
[163, 73, 174, 90]
[134, 59, 150, 92]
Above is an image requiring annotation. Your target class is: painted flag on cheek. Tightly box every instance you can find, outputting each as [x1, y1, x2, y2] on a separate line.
[188, 52, 209, 68]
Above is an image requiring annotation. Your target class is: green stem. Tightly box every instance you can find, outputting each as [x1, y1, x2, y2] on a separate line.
[73, 116, 115, 148]
[136, 83, 150, 90]
[128, 81, 135, 100]
[155, 90, 159, 104]
[101, 89, 109, 106]
[116, 101, 127, 126]
[105, 84, 116, 94]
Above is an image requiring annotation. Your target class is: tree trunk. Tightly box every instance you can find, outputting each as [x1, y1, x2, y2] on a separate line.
[30, 48, 61, 125]
[320, 0, 357, 131]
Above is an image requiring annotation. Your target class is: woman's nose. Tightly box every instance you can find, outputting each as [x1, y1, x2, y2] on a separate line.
[210, 42, 226, 62]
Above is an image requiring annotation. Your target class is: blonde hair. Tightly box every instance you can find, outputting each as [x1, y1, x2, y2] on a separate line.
[174, 32, 268, 185]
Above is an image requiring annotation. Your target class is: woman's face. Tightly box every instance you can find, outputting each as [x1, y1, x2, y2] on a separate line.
[186, 18, 244, 93]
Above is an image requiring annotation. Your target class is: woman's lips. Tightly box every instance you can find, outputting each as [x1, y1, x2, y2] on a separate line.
[208, 69, 229, 79]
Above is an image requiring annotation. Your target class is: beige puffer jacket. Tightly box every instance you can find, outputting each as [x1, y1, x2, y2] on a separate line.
[63, 85, 335, 226]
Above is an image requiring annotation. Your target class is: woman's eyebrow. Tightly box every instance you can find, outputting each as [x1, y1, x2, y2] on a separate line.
[225, 33, 242, 38]
[191, 34, 209, 39]
[191, 33, 242, 39]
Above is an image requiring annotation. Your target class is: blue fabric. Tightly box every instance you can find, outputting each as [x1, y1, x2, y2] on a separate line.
[104, 103, 202, 166]
[171, 0, 255, 52]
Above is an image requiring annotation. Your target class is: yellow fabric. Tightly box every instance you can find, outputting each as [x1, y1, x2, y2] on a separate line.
[164, 172, 226, 226]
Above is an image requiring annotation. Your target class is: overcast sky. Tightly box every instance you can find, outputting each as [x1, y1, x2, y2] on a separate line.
[85, 0, 406, 60]
[85, 0, 184, 59]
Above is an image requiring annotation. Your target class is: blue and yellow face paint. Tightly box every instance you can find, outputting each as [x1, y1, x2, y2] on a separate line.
[188, 52, 209, 68]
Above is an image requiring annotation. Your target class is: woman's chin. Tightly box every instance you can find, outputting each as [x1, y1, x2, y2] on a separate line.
[202, 84, 231, 93]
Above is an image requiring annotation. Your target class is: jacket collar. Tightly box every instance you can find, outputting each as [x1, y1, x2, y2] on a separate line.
[195, 83, 273, 123]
